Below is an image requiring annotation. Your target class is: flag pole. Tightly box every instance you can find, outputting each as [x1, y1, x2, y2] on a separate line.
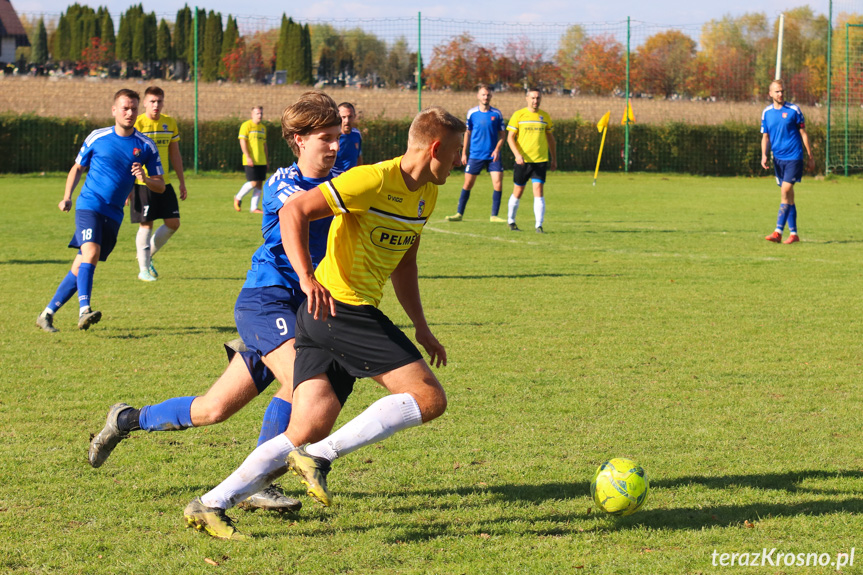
[593, 126, 608, 186]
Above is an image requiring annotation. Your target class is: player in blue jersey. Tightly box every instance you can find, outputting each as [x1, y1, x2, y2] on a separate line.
[335, 102, 363, 171]
[87, 91, 342, 516]
[761, 79, 814, 244]
[445, 85, 506, 223]
[36, 89, 164, 333]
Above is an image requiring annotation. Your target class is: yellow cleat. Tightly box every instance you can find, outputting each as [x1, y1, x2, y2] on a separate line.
[489, 215, 506, 223]
[287, 446, 333, 507]
[184, 497, 248, 540]
[444, 213, 463, 222]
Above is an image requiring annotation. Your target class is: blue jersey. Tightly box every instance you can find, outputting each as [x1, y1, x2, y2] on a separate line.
[466, 106, 504, 160]
[760, 103, 806, 161]
[74, 127, 163, 223]
[243, 163, 341, 290]
[335, 128, 362, 172]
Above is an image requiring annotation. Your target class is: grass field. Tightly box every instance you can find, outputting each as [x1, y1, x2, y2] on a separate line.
[0, 76, 798, 125]
[2, 171, 863, 574]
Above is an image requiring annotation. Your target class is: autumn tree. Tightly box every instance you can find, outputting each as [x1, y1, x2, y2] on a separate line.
[632, 30, 696, 97]
[569, 34, 625, 95]
[555, 24, 586, 90]
[219, 15, 238, 78]
[426, 33, 477, 90]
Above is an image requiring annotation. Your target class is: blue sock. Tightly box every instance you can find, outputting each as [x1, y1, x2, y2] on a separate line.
[257, 397, 292, 446]
[139, 396, 196, 431]
[77, 262, 96, 310]
[491, 190, 502, 216]
[787, 204, 797, 234]
[775, 204, 790, 233]
[47, 271, 79, 314]
[456, 189, 471, 215]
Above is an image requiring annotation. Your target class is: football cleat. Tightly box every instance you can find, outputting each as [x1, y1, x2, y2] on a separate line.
[444, 213, 463, 222]
[233, 198, 242, 212]
[78, 309, 102, 330]
[535, 226, 544, 234]
[88, 403, 132, 468]
[184, 497, 247, 540]
[137, 270, 158, 282]
[288, 446, 333, 507]
[489, 215, 506, 223]
[238, 484, 302, 512]
[508, 223, 521, 232]
[36, 313, 59, 333]
[148, 261, 159, 278]
[783, 234, 800, 244]
[765, 231, 782, 243]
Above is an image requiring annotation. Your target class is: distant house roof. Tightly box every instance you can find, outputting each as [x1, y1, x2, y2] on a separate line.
[0, 0, 30, 47]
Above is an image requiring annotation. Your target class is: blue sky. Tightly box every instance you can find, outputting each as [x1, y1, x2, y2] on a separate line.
[15, 0, 828, 25]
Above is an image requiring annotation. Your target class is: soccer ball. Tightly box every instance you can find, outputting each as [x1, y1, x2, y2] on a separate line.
[590, 458, 649, 516]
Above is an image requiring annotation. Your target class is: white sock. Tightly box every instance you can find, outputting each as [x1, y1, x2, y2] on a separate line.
[136, 227, 151, 272]
[149, 225, 176, 257]
[201, 434, 296, 510]
[305, 393, 423, 462]
[42, 307, 53, 317]
[249, 189, 262, 211]
[235, 181, 255, 201]
[534, 197, 545, 228]
[79, 305, 90, 317]
[508, 195, 520, 224]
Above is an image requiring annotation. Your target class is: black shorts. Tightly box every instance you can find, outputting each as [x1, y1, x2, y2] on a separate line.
[244, 165, 267, 182]
[513, 162, 548, 186]
[130, 183, 180, 223]
[293, 300, 423, 406]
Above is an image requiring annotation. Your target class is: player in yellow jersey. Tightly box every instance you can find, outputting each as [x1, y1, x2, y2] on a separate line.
[234, 106, 268, 214]
[506, 87, 556, 233]
[182, 107, 464, 538]
[132, 86, 188, 281]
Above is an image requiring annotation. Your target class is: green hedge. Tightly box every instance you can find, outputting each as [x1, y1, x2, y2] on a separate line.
[0, 115, 834, 176]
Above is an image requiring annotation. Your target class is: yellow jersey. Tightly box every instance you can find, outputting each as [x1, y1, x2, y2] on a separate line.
[507, 107, 554, 163]
[239, 120, 267, 166]
[317, 156, 438, 307]
[134, 112, 179, 185]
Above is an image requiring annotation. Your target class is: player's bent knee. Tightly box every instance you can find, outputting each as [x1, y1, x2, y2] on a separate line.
[415, 384, 447, 423]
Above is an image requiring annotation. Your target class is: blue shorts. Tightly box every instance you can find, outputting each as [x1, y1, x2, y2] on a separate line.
[234, 285, 306, 393]
[465, 157, 503, 175]
[68, 209, 121, 261]
[774, 158, 803, 186]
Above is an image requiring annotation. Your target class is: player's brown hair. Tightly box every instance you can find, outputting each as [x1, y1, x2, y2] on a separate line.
[113, 89, 140, 102]
[477, 84, 492, 92]
[406, 107, 466, 151]
[281, 91, 341, 156]
[337, 102, 356, 114]
[144, 86, 165, 98]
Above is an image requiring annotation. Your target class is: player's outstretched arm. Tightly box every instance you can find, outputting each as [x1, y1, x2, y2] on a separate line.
[761, 133, 771, 170]
[168, 141, 188, 199]
[279, 188, 337, 320]
[390, 237, 446, 368]
[60, 163, 84, 211]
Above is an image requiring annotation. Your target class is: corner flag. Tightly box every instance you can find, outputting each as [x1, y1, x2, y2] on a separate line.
[621, 101, 635, 125]
[593, 111, 611, 186]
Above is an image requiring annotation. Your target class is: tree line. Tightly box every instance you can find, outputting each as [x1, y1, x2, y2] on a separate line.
[14, 4, 863, 103]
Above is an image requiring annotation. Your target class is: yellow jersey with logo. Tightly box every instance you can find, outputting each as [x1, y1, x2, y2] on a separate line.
[239, 120, 267, 166]
[134, 113, 179, 184]
[317, 156, 437, 307]
[507, 107, 554, 163]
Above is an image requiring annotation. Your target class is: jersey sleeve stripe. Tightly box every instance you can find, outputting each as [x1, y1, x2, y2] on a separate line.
[322, 181, 349, 214]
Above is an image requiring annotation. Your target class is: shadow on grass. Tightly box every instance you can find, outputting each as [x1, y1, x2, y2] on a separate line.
[0, 259, 69, 265]
[102, 325, 237, 339]
[420, 273, 617, 280]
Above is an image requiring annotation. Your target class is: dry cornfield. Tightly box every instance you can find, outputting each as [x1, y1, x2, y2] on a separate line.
[0, 76, 828, 125]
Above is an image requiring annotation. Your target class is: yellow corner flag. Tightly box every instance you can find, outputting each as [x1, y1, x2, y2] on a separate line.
[597, 111, 610, 133]
[593, 111, 611, 186]
[621, 101, 635, 125]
